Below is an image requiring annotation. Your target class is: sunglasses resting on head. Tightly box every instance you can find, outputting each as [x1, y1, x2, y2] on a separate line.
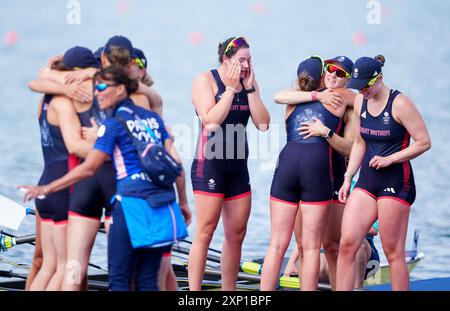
[224, 36, 248, 56]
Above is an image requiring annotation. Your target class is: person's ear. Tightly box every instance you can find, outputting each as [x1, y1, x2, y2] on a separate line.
[117, 84, 127, 96]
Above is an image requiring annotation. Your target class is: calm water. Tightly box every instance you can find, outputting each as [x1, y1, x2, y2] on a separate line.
[1, 0, 449, 282]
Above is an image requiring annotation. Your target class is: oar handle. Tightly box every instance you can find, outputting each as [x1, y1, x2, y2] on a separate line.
[0, 269, 27, 279]
[15, 234, 36, 245]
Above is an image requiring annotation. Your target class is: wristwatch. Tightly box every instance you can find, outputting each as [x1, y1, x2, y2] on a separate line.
[325, 129, 334, 139]
[246, 85, 256, 94]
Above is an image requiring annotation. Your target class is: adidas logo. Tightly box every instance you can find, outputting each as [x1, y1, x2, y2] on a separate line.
[361, 111, 367, 119]
[383, 187, 396, 194]
[373, 71, 378, 76]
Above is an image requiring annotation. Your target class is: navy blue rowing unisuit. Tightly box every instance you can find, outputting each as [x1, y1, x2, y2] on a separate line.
[270, 101, 342, 205]
[68, 98, 116, 220]
[354, 90, 415, 206]
[36, 95, 70, 223]
[191, 69, 251, 200]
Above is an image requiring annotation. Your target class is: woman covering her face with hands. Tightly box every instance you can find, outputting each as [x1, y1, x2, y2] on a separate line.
[188, 36, 270, 291]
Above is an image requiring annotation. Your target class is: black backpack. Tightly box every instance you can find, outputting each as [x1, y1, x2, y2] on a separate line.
[116, 109, 182, 189]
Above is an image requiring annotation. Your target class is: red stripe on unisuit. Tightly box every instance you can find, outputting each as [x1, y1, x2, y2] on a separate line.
[193, 190, 225, 198]
[401, 131, 411, 182]
[224, 191, 251, 201]
[377, 196, 411, 208]
[68, 211, 101, 221]
[301, 200, 332, 206]
[270, 196, 298, 206]
[353, 187, 377, 200]
[196, 123, 207, 178]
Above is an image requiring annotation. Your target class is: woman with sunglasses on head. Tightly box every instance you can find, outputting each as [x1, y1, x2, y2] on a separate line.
[336, 55, 431, 290]
[261, 56, 350, 291]
[274, 56, 356, 289]
[25, 47, 99, 291]
[21, 65, 186, 291]
[189, 36, 270, 290]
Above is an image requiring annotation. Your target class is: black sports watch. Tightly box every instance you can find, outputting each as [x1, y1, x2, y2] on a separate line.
[246, 85, 256, 94]
[326, 129, 334, 139]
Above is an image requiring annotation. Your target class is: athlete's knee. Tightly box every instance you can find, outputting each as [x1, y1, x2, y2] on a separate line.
[338, 236, 360, 259]
[195, 224, 218, 243]
[323, 238, 339, 258]
[224, 227, 247, 244]
[383, 245, 405, 263]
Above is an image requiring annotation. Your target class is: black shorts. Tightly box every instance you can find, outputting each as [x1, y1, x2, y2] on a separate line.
[69, 161, 116, 220]
[270, 142, 333, 205]
[36, 160, 70, 223]
[355, 161, 416, 207]
[191, 159, 251, 200]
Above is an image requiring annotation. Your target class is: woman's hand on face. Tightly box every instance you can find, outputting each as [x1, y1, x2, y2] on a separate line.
[318, 89, 343, 110]
[369, 155, 393, 170]
[224, 59, 242, 90]
[298, 117, 325, 139]
[243, 58, 255, 90]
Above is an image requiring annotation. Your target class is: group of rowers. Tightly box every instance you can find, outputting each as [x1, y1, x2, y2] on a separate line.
[20, 35, 431, 291]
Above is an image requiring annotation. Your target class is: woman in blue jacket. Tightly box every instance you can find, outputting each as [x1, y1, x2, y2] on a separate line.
[21, 65, 189, 291]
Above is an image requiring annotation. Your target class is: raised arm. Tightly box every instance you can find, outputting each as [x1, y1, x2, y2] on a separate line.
[192, 66, 240, 132]
[29, 67, 93, 103]
[242, 59, 269, 131]
[368, 94, 431, 169]
[247, 80, 270, 131]
[52, 96, 94, 158]
[275, 88, 343, 110]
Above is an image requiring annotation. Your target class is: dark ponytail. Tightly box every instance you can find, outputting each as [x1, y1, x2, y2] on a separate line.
[297, 71, 320, 92]
[94, 65, 139, 95]
[374, 55, 385, 67]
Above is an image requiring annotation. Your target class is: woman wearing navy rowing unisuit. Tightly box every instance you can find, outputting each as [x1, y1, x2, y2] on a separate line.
[189, 36, 270, 290]
[336, 56, 431, 291]
[260, 56, 350, 291]
[275, 56, 356, 289]
[21, 65, 188, 291]
[25, 47, 98, 291]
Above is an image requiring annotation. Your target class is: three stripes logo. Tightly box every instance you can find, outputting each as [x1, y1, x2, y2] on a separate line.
[383, 187, 396, 194]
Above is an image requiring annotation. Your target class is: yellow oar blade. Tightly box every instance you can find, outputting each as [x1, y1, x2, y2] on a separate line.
[279, 276, 300, 289]
[241, 261, 262, 275]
